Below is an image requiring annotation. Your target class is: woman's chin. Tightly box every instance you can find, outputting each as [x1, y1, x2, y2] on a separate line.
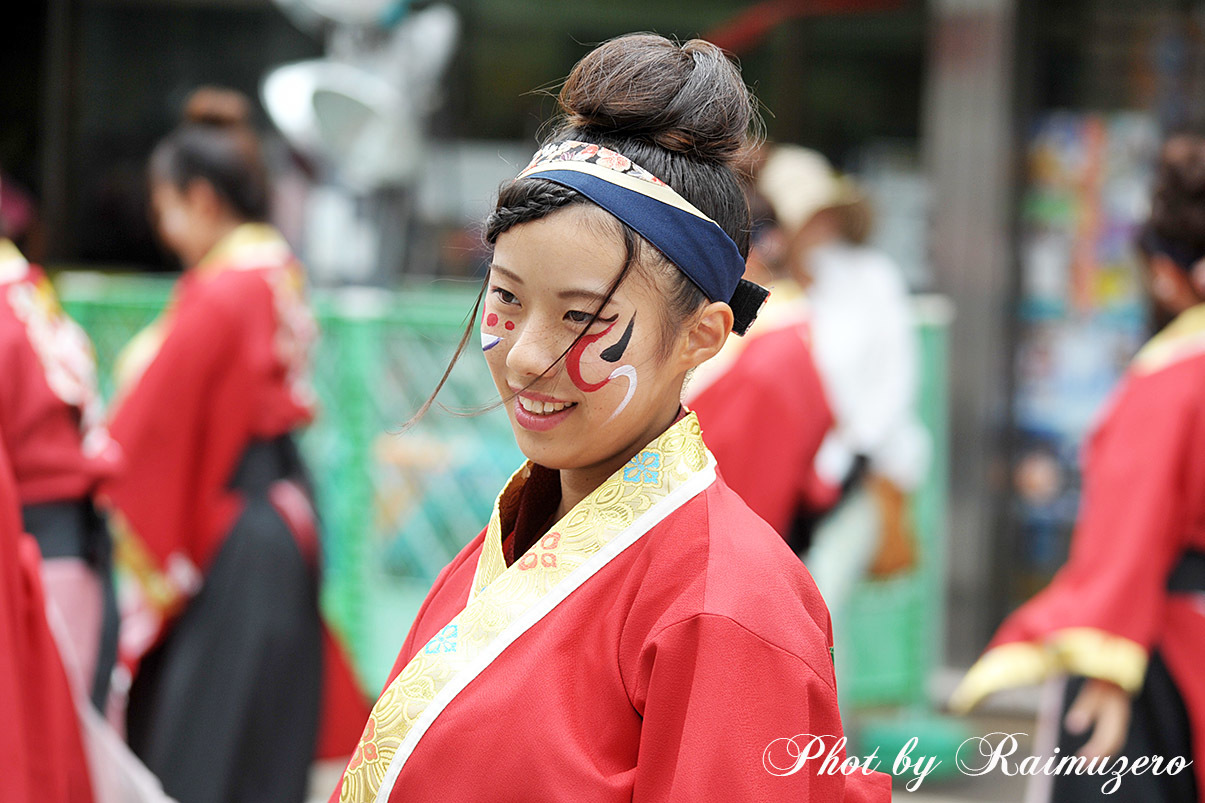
[512, 435, 572, 470]
[508, 426, 592, 471]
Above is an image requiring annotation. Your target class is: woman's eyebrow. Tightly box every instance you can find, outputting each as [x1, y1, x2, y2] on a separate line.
[489, 264, 523, 283]
[557, 287, 611, 304]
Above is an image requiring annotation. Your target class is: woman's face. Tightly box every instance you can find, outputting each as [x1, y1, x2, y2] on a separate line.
[484, 204, 696, 473]
[150, 177, 222, 267]
[1142, 251, 1200, 318]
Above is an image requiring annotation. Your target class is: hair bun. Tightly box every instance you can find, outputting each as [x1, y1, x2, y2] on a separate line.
[183, 86, 253, 129]
[558, 34, 754, 165]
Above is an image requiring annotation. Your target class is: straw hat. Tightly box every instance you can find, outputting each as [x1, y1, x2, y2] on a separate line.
[757, 145, 861, 232]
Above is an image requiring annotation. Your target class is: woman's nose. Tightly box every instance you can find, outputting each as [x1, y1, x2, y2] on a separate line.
[505, 319, 561, 378]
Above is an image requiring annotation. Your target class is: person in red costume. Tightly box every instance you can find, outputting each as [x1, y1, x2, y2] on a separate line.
[0, 437, 94, 802]
[0, 190, 121, 713]
[100, 87, 366, 803]
[688, 179, 840, 548]
[330, 35, 891, 802]
[952, 133, 1205, 802]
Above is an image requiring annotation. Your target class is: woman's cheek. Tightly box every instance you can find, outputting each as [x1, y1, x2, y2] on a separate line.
[569, 351, 640, 422]
[158, 206, 190, 249]
[480, 308, 511, 354]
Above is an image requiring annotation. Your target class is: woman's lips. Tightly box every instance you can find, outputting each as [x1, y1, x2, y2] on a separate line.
[510, 386, 571, 404]
[508, 388, 578, 431]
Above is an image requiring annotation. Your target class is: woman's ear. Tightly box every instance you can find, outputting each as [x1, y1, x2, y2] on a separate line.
[184, 178, 223, 220]
[1148, 253, 1199, 314]
[679, 301, 733, 370]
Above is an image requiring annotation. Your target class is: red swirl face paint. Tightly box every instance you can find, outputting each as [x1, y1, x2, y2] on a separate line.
[566, 314, 640, 421]
[566, 320, 618, 392]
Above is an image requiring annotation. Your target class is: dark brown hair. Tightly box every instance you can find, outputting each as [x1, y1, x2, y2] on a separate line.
[1147, 133, 1205, 267]
[149, 87, 270, 222]
[410, 34, 758, 425]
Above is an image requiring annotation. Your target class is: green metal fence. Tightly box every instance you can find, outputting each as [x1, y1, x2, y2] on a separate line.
[57, 272, 948, 703]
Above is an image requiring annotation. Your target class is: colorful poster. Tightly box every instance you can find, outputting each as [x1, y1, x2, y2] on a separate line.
[1011, 112, 1158, 598]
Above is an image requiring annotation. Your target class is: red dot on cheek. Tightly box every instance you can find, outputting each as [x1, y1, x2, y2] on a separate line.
[504, 320, 514, 330]
[486, 313, 499, 327]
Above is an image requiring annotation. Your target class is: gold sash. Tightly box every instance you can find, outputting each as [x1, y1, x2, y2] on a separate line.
[340, 412, 716, 802]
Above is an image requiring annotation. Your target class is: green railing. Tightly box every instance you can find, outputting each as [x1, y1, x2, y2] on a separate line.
[57, 272, 949, 703]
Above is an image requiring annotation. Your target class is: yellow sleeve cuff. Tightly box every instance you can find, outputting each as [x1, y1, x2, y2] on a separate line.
[950, 628, 1147, 714]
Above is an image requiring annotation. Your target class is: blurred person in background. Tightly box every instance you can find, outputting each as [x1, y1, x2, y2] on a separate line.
[952, 133, 1205, 802]
[0, 433, 93, 801]
[0, 175, 122, 713]
[688, 177, 840, 549]
[756, 144, 928, 630]
[0, 170, 47, 263]
[101, 87, 365, 803]
[330, 34, 890, 802]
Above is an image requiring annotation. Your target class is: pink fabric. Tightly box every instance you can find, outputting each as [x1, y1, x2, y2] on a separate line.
[41, 558, 103, 691]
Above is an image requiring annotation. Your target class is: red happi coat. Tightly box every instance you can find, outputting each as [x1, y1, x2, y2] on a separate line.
[953, 303, 1205, 799]
[0, 239, 118, 504]
[0, 439, 93, 802]
[688, 290, 839, 537]
[331, 413, 891, 801]
[101, 224, 366, 757]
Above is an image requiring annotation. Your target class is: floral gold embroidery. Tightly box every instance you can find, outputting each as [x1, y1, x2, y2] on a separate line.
[340, 413, 711, 801]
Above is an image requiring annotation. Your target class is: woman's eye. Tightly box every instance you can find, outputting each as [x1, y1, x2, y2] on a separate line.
[565, 310, 619, 325]
[491, 287, 518, 305]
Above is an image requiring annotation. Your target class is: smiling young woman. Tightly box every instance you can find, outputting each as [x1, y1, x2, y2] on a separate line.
[332, 34, 891, 802]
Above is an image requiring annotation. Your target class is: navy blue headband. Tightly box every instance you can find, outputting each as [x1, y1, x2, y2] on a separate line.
[517, 141, 768, 335]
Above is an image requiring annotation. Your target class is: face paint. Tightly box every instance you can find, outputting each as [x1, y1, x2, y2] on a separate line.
[603, 364, 638, 423]
[566, 320, 618, 392]
[600, 316, 634, 362]
[566, 314, 640, 421]
[481, 310, 502, 352]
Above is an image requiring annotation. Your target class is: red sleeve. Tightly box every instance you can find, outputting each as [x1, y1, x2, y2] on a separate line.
[0, 314, 31, 456]
[997, 370, 1191, 649]
[103, 281, 248, 575]
[0, 287, 108, 504]
[965, 362, 1203, 701]
[630, 613, 890, 801]
[0, 443, 93, 802]
[691, 329, 836, 536]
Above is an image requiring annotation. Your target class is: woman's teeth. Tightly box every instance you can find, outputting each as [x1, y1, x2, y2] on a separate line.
[518, 396, 576, 415]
